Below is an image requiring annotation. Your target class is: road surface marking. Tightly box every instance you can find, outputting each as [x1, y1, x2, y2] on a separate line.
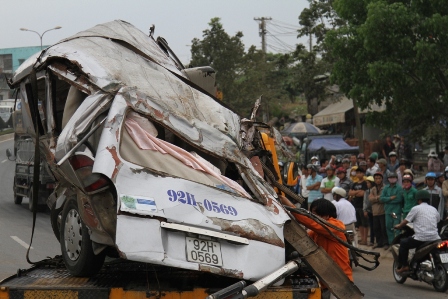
[11, 236, 33, 249]
[1, 159, 7, 163]
[0, 137, 13, 143]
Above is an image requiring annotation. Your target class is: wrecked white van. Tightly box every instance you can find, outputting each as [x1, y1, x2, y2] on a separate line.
[10, 20, 291, 278]
[9, 21, 366, 299]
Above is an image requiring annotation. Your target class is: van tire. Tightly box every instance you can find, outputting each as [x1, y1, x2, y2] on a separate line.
[60, 198, 105, 276]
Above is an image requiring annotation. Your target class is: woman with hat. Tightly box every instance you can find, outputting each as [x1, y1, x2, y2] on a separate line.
[402, 174, 418, 219]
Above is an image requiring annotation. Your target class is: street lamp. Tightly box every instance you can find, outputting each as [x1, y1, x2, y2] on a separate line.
[20, 26, 62, 50]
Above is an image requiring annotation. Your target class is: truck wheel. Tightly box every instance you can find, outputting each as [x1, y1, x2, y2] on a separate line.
[50, 202, 63, 242]
[14, 186, 23, 205]
[60, 198, 105, 276]
[433, 263, 448, 292]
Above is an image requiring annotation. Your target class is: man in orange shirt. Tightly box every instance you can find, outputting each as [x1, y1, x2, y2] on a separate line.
[281, 197, 353, 298]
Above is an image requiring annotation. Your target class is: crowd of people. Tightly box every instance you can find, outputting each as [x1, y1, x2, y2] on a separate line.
[293, 140, 448, 251]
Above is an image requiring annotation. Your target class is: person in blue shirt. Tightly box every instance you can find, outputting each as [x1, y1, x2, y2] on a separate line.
[306, 164, 323, 207]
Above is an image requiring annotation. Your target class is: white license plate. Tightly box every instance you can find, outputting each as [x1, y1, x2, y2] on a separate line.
[186, 237, 223, 267]
[440, 253, 448, 263]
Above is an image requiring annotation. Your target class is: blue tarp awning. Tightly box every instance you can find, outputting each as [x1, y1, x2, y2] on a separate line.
[308, 136, 359, 152]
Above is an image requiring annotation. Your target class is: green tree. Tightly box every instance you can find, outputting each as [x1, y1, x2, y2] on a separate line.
[295, 0, 342, 115]
[190, 18, 303, 119]
[327, 0, 448, 141]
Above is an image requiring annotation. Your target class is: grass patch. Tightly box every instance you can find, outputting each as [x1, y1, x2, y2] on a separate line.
[0, 129, 14, 136]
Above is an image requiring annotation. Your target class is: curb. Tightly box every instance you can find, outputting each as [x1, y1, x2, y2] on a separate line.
[0, 133, 13, 142]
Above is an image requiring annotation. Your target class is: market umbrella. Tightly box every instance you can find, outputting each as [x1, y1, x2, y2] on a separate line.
[281, 122, 321, 137]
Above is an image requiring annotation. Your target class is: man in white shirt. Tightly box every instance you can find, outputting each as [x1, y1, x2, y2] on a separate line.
[332, 187, 358, 247]
[394, 190, 441, 273]
[320, 165, 340, 201]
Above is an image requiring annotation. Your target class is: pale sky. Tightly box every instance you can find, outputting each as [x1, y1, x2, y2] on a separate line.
[3, 0, 309, 63]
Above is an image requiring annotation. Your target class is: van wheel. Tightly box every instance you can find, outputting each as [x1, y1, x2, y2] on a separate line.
[60, 198, 105, 276]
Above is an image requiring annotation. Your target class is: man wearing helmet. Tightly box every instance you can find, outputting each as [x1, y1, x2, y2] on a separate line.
[387, 151, 399, 172]
[333, 187, 357, 247]
[423, 172, 446, 224]
[320, 165, 340, 201]
[402, 174, 417, 219]
[380, 172, 404, 245]
[394, 190, 441, 273]
[336, 167, 352, 194]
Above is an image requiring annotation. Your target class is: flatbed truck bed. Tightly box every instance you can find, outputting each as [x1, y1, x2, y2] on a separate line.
[0, 257, 321, 299]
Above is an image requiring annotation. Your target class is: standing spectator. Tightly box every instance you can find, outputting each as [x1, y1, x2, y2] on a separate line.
[377, 158, 391, 185]
[380, 172, 404, 245]
[382, 136, 396, 159]
[337, 167, 352, 194]
[397, 136, 413, 162]
[357, 153, 366, 165]
[402, 174, 418, 219]
[396, 159, 407, 186]
[348, 167, 369, 245]
[320, 165, 340, 201]
[428, 151, 444, 172]
[363, 176, 375, 246]
[369, 172, 388, 249]
[349, 166, 359, 183]
[350, 154, 358, 168]
[299, 164, 310, 210]
[306, 164, 323, 206]
[342, 158, 351, 178]
[423, 172, 446, 224]
[358, 161, 368, 173]
[393, 134, 400, 150]
[444, 146, 448, 167]
[366, 157, 379, 176]
[332, 187, 358, 247]
[310, 156, 319, 166]
[387, 151, 399, 172]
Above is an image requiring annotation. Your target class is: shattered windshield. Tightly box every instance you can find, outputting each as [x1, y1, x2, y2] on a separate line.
[120, 111, 250, 198]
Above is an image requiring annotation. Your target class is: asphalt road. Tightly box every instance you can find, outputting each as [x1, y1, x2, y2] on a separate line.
[353, 251, 448, 298]
[0, 138, 60, 280]
[0, 136, 446, 298]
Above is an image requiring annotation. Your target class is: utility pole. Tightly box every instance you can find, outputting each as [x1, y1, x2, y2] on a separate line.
[254, 17, 271, 53]
[254, 17, 271, 123]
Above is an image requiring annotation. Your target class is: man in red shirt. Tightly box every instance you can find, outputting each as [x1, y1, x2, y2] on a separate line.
[281, 197, 353, 283]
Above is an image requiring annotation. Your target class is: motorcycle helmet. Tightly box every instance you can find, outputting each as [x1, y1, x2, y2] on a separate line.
[426, 172, 437, 179]
[445, 166, 448, 173]
[331, 187, 347, 198]
[388, 172, 398, 178]
[402, 174, 413, 182]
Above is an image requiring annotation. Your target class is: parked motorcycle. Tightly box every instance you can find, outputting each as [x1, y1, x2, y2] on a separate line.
[391, 222, 448, 292]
